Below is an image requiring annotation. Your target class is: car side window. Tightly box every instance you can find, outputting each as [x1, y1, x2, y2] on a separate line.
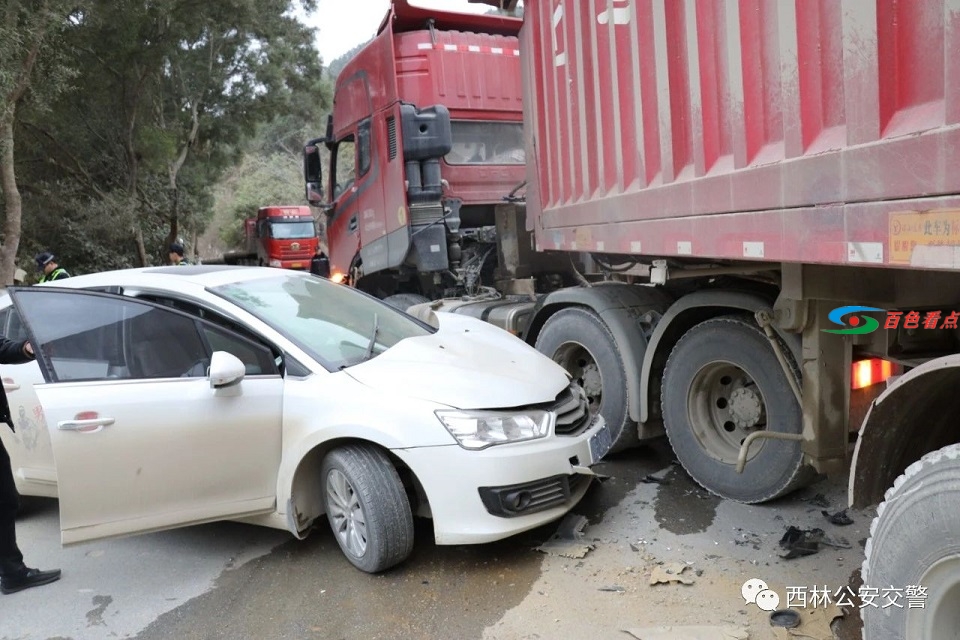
[0, 306, 29, 343]
[5, 308, 31, 343]
[13, 290, 208, 382]
[200, 324, 278, 376]
[133, 294, 281, 376]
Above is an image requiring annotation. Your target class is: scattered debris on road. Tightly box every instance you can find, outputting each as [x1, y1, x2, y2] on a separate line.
[821, 509, 854, 526]
[771, 604, 844, 639]
[779, 526, 825, 559]
[780, 525, 854, 559]
[805, 494, 831, 508]
[598, 585, 625, 592]
[535, 513, 594, 559]
[640, 474, 670, 485]
[769, 609, 801, 628]
[648, 562, 696, 586]
[623, 625, 749, 639]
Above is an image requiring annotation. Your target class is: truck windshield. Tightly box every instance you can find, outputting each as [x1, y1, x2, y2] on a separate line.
[211, 273, 433, 370]
[269, 221, 315, 239]
[445, 121, 525, 165]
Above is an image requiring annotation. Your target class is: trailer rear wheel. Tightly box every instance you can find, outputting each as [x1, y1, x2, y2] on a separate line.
[862, 443, 960, 640]
[661, 316, 810, 503]
[535, 307, 635, 453]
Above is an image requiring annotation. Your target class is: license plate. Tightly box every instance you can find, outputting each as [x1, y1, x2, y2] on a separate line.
[291, 262, 303, 269]
[589, 421, 613, 463]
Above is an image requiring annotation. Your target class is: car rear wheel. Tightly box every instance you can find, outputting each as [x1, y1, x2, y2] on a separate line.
[321, 444, 414, 573]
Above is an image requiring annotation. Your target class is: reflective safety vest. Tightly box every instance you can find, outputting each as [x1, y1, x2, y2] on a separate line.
[39, 268, 70, 283]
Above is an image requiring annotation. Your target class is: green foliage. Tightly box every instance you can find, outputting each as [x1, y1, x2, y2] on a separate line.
[4, 0, 329, 275]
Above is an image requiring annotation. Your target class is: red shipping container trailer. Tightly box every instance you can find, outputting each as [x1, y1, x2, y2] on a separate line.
[310, 4, 960, 635]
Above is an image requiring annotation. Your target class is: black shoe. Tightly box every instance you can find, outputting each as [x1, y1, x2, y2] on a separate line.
[0, 567, 62, 594]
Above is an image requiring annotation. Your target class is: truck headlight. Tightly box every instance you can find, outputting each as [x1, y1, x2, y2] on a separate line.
[269, 259, 282, 267]
[435, 409, 551, 450]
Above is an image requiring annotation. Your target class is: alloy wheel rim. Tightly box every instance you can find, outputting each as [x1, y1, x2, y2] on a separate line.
[326, 469, 368, 557]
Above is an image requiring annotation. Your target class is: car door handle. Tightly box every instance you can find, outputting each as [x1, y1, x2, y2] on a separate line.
[2, 377, 19, 391]
[348, 215, 358, 233]
[58, 417, 115, 432]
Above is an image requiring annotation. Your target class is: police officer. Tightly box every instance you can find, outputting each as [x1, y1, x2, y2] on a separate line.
[35, 253, 70, 283]
[168, 242, 190, 266]
[1, 339, 61, 594]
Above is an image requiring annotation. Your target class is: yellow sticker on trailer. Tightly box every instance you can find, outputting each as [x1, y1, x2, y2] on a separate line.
[889, 209, 960, 264]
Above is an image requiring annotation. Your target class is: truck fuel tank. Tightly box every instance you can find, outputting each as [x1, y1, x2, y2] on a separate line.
[406, 296, 536, 337]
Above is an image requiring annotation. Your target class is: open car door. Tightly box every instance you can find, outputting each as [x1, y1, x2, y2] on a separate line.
[7, 287, 283, 544]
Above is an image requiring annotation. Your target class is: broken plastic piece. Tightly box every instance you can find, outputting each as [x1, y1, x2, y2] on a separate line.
[778, 526, 825, 559]
[821, 509, 854, 526]
[649, 563, 695, 585]
[535, 513, 594, 559]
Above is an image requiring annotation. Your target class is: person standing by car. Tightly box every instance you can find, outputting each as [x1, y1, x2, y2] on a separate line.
[168, 242, 190, 266]
[35, 253, 70, 283]
[0, 339, 61, 594]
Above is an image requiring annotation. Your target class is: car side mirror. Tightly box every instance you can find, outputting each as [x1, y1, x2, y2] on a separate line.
[209, 351, 246, 389]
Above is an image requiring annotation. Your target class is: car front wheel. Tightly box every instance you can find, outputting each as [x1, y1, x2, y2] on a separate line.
[321, 444, 414, 573]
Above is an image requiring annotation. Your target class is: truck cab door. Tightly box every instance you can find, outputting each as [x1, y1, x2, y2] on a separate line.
[327, 132, 360, 278]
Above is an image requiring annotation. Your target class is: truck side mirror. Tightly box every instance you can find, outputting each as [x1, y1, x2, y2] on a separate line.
[303, 138, 325, 207]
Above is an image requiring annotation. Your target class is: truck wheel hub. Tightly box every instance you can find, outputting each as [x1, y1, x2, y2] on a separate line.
[581, 364, 602, 398]
[729, 387, 762, 428]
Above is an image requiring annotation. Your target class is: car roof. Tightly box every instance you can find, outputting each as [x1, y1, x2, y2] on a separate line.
[23, 265, 310, 294]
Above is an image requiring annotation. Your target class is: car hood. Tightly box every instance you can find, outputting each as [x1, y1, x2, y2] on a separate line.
[344, 312, 570, 409]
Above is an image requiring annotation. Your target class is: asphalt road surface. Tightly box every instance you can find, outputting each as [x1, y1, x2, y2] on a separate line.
[1, 442, 869, 640]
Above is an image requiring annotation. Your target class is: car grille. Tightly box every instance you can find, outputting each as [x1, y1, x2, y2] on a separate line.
[478, 473, 591, 518]
[549, 383, 592, 437]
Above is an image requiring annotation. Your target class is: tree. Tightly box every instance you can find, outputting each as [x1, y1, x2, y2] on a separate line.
[0, 0, 79, 284]
[12, 0, 328, 273]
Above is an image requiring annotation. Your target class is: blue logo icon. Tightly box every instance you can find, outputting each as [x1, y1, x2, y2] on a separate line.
[824, 306, 884, 334]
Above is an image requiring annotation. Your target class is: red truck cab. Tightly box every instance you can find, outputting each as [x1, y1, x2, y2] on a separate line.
[304, 0, 524, 298]
[253, 205, 318, 270]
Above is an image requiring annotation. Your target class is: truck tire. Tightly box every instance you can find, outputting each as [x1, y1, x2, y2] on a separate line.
[321, 444, 414, 573]
[660, 316, 811, 503]
[862, 443, 960, 639]
[383, 293, 430, 312]
[534, 307, 635, 453]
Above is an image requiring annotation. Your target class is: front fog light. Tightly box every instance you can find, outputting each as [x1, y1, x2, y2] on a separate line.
[435, 410, 551, 450]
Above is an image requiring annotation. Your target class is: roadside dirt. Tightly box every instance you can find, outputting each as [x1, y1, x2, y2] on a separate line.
[484, 445, 871, 640]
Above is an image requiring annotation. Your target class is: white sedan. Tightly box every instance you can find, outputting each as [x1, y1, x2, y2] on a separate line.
[0, 266, 611, 572]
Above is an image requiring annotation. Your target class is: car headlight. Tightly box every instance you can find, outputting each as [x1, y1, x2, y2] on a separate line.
[435, 409, 551, 450]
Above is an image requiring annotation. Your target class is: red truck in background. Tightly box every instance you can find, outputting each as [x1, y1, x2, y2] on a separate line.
[306, 3, 960, 636]
[223, 205, 319, 269]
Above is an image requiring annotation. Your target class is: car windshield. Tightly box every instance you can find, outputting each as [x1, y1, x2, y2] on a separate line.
[210, 274, 432, 369]
[269, 221, 315, 239]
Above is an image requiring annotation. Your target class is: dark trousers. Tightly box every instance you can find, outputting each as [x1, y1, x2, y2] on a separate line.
[0, 437, 24, 577]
